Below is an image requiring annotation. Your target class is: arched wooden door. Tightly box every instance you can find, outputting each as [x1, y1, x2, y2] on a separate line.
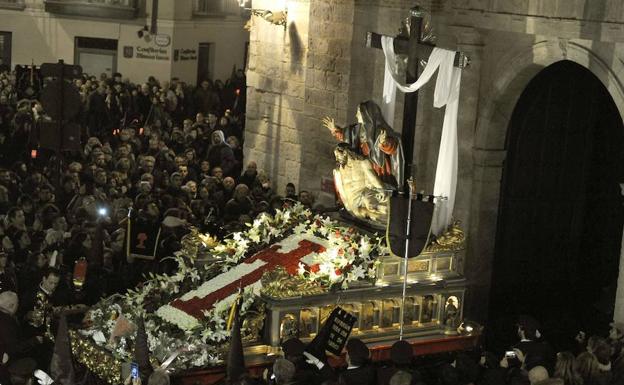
[488, 60, 624, 350]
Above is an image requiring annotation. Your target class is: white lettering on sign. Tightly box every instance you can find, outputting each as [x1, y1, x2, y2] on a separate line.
[135, 46, 170, 61]
[180, 48, 197, 61]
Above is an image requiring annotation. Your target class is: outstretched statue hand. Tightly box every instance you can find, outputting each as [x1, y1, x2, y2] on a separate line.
[378, 129, 387, 146]
[322, 116, 339, 135]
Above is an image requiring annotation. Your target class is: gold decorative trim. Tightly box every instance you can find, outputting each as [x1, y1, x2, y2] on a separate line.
[260, 267, 327, 299]
[424, 221, 465, 253]
[71, 330, 160, 385]
[70, 330, 123, 385]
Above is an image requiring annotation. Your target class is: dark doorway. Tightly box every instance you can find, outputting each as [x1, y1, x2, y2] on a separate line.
[197, 42, 214, 85]
[0, 32, 11, 71]
[74, 37, 118, 79]
[487, 60, 624, 352]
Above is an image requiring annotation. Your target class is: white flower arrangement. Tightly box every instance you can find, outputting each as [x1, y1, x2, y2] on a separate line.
[81, 203, 385, 371]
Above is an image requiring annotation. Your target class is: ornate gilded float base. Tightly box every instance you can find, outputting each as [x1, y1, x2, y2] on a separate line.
[260, 266, 327, 299]
[70, 330, 124, 385]
[262, 277, 466, 349]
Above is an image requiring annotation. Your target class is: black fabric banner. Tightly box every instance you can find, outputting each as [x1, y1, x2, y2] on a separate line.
[386, 196, 434, 258]
[306, 307, 357, 358]
[326, 307, 357, 355]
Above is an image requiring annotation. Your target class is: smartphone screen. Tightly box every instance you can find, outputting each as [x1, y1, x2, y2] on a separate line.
[131, 362, 139, 379]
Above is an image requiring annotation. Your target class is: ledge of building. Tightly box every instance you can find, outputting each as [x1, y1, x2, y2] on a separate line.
[44, 0, 138, 20]
[0, 1, 26, 11]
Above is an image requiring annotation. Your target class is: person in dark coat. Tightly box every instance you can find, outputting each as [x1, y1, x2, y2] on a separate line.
[135, 83, 152, 123]
[338, 338, 375, 385]
[17, 251, 48, 298]
[87, 85, 108, 137]
[476, 351, 507, 385]
[239, 161, 258, 188]
[376, 340, 423, 385]
[282, 338, 334, 385]
[224, 184, 253, 223]
[0, 290, 19, 385]
[194, 80, 221, 115]
[0, 252, 17, 293]
[0, 290, 39, 385]
[207, 130, 236, 177]
[514, 315, 555, 372]
[282, 338, 319, 385]
[18, 267, 61, 367]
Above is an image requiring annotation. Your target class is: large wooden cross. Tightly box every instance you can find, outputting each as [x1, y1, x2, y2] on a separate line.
[366, 7, 469, 188]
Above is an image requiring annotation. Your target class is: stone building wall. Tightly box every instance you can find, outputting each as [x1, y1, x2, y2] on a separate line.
[245, 0, 356, 203]
[441, 1, 624, 321]
[244, 0, 312, 197]
[244, 0, 624, 322]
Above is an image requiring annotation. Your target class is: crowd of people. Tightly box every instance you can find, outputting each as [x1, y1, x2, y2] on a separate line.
[0, 68, 623, 385]
[0, 67, 319, 384]
[235, 317, 624, 385]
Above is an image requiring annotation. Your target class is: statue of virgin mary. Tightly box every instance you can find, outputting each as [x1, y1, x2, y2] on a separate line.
[324, 100, 405, 189]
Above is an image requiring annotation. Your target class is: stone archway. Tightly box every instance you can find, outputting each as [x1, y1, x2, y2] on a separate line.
[466, 39, 624, 325]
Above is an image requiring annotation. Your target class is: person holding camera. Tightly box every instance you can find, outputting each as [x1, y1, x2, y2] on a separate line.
[514, 316, 555, 373]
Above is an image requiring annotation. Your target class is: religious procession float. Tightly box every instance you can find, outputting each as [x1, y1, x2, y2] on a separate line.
[70, 7, 474, 385]
[73, 201, 470, 384]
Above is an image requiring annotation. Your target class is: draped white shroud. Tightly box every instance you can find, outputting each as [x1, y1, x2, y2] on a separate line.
[381, 36, 462, 235]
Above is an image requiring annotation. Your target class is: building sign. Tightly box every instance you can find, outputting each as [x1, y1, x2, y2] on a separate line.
[136, 46, 170, 61]
[180, 49, 197, 61]
[123, 46, 133, 58]
[155, 34, 171, 47]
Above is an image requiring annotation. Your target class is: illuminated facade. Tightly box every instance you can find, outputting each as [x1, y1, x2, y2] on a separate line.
[0, 0, 249, 83]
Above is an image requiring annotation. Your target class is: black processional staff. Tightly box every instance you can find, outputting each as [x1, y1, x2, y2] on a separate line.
[399, 178, 416, 340]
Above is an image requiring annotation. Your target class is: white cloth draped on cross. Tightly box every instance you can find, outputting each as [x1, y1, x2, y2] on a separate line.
[381, 36, 462, 235]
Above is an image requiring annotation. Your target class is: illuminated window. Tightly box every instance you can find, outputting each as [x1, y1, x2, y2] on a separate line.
[279, 313, 299, 341]
[420, 295, 438, 324]
[360, 301, 380, 330]
[299, 308, 318, 338]
[381, 299, 400, 328]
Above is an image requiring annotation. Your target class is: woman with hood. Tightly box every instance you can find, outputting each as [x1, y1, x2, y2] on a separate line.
[206, 130, 236, 178]
[324, 100, 405, 189]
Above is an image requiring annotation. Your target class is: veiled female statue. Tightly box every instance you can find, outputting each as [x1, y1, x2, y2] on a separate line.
[324, 100, 405, 189]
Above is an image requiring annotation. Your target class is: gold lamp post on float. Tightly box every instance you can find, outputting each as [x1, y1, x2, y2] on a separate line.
[238, 0, 288, 28]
